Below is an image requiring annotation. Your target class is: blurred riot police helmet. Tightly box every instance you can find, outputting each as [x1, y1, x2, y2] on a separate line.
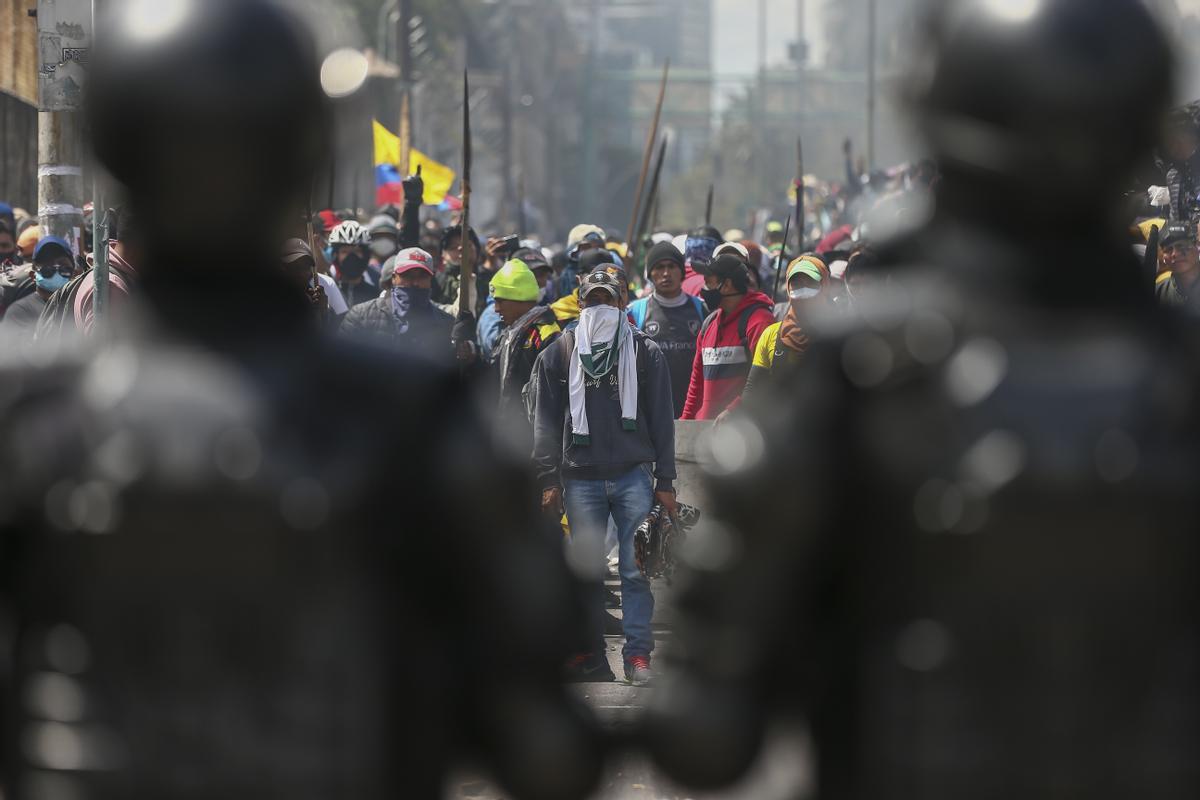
[906, 0, 1174, 216]
[87, 0, 330, 256]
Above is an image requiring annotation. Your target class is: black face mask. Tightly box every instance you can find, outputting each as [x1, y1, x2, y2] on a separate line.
[339, 252, 368, 280]
[700, 287, 725, 311]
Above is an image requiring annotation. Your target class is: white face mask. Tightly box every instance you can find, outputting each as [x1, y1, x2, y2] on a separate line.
[789, 287, 821, 301]
[371, 239, 398, 260]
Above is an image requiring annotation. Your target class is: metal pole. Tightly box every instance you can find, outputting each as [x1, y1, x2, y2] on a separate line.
[499, 0, 516, 227]
[756, 0, 767, 207]
[398, 0, 413, 175]
[580, 0, 599, 221]
[90, 0, 107, 329]
[867, 0, 877, 170]
[38, 112, 85, 258]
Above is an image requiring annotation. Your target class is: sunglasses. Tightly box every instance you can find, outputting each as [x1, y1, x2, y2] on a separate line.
[36, 263, 75, 279]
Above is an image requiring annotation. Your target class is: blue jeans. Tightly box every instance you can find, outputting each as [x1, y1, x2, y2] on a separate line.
[564, 465, 656, 660]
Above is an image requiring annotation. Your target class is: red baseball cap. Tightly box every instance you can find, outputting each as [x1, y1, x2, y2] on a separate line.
[391, 247, 435, 276]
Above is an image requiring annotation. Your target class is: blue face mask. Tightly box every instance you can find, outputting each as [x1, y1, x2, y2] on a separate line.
[35, 270, 70, 293]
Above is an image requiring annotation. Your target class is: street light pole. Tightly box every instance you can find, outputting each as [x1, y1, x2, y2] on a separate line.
[90, 0, 107, 330]
[756, 0, 767, 206]
[866, 0, 877, 170]
[397, 0, 413, 175]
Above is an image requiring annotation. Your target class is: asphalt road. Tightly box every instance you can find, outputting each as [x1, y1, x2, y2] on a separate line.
[446, 577, 813, 800]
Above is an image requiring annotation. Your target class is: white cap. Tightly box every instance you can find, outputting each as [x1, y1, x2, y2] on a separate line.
[713, 241, 749, 260]
[567, 224, 605, 251]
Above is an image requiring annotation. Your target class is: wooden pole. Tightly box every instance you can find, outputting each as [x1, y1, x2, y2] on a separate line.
[457, 71, 474, 317]
[624, 59, 669, 248]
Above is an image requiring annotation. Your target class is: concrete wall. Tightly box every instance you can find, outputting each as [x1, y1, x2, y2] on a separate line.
[674, 420, 715, 512]
[0, 91, 36, 210]
[0, 1, 38, 209]
[0, 1, 38, 105]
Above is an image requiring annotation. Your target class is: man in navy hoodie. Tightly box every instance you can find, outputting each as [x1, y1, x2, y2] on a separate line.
[532, 268, 677, 686]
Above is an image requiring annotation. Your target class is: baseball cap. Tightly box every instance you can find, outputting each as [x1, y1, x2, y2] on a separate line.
[33, 236, 73, 263]
[579, 269, 623, 302]
[281, 237, 314, 264]
[17, 225, 41, 257]
[567, 223, 605, 254]
[713, 241, 750, 261]
[706, 253, 751, 282]
[786, 255, 828, 287]
[392, 247, 435, 276]
[1160, 222, 1194, 249]
[512, 247, 550, 272]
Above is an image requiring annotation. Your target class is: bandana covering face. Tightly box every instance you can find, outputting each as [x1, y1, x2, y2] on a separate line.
[569, 305, 638, 444]
[390, 286, 430, 334]
[684, 236, 720, 269]
[779, 256, 829, 354]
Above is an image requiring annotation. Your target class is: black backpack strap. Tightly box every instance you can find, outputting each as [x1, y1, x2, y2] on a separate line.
[633, 332, 650, 385]
[557, 329, 575, 377]
[699, 309, 719, 339]
[735, 301, 773, 357]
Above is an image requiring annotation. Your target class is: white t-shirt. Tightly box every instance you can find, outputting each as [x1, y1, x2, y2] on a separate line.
[317, 272, 348, 316]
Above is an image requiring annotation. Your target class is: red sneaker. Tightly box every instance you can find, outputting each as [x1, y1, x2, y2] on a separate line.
[623, 655, 652, 686]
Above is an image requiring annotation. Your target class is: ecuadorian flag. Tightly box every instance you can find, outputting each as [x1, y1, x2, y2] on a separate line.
[373, 120, 458, 208]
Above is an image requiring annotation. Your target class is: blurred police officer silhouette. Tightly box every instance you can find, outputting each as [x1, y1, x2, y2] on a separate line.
[646, 1, 1199, 797]
[0, 2, 601, 798]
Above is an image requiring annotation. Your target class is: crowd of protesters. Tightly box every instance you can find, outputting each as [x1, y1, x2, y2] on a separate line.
[3, 103, 1200, 687]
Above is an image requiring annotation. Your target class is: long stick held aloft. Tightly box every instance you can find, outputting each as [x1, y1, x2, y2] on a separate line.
[634, 135, 669, 256]
[705, 183, 714, 227]
[625, 59, 670, 250]
[795, 136, 805, 253]
[771, 212, 792, 303]
[458, 70, 475, 317]
[306, 180, 318, 287]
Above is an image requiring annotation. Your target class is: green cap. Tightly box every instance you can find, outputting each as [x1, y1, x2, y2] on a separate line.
[786, 257, 824, 285]
[766, 221, 785, 234]
[490, 258, 541, 302]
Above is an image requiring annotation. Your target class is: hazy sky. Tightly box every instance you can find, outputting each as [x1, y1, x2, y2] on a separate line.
[712, 0, 822, 73]
[711, 0, 821, 108]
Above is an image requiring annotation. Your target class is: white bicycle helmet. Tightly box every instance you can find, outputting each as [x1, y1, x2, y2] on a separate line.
[328, 220, 370, 247]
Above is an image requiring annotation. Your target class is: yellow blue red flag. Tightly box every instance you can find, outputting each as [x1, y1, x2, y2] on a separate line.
[372, 119, 457, 207]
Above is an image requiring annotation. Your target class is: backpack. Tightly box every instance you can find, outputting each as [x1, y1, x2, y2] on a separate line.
[629, 295, 704, 331]
[698, 300, 774, 362]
